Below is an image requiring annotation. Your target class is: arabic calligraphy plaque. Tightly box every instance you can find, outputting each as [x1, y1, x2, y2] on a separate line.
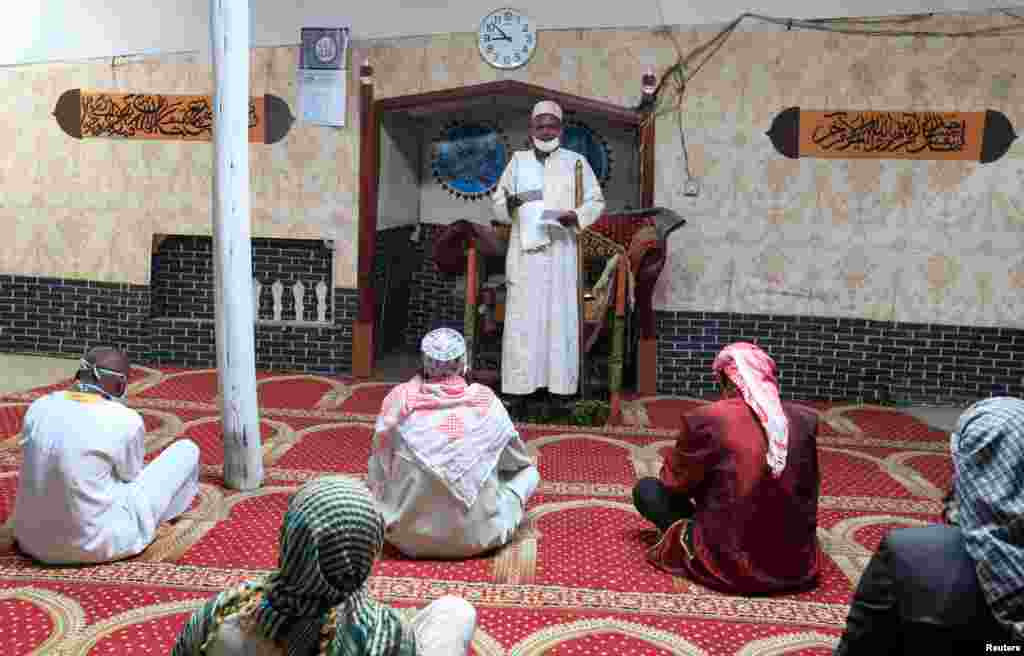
[54, 89, 294, 144]
[767, 107, 1016, 163]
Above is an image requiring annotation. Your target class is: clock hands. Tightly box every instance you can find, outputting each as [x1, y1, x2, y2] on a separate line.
[492, 24, 512, 42]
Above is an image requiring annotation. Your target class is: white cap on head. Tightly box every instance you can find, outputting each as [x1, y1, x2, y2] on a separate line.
[532, 100, 563, 121]
[421, 327, 466, 362]
[420, 327, 468, 378]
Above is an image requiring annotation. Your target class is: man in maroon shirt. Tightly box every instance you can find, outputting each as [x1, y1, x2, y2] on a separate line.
[632, 342, 821, 594]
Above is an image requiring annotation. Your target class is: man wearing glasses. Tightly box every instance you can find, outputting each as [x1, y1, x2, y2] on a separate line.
[12, 347, 200, 564]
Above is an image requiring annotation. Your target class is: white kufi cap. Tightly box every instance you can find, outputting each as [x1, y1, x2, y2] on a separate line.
[421, 327, 466, 361]
[532, 100, 563, 121]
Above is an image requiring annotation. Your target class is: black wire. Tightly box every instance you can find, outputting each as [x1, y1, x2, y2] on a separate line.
[646, 10, 1024, 110]
[639, 10, 1023, 181]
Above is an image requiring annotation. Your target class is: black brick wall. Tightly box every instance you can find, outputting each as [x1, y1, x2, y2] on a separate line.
[0, 276, 150, 361]
[0, 274, 359, 375]
[152, 235, 334, 323]
[656, 311, 1024, 404]
[6, 269, 1022, 402]
[404, 224, 466, 348]
[150, 288, 359, 373]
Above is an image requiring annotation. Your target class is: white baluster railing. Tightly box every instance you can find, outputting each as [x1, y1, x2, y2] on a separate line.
[292, 281, 305, 321]
[315, 281, 328, 323]
[271, 280, 284, 321]
[253, 278, 332, 325]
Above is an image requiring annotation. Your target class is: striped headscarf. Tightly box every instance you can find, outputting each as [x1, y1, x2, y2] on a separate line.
[951, 397, 1024, 642]
[712, 342, 789, 478]
[171, 476, 414, 656]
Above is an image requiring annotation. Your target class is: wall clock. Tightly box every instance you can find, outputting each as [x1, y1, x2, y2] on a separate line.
[478, 8, 537, 70]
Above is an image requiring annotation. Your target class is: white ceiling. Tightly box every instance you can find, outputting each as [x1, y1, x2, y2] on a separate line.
[3, 1, 1020, 67]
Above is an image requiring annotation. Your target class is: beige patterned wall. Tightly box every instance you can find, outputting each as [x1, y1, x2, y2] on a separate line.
[0, 48, 359, 287]
[646, 18, 1024, 328]
[2, 13, 1022, 326]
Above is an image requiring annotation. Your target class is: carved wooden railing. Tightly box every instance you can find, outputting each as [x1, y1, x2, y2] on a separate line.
[433, 208, 685, 424]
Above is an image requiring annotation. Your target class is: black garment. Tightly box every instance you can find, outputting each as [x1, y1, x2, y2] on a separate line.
[834, 525, 1020, 655]
[632, 477, 695, 533]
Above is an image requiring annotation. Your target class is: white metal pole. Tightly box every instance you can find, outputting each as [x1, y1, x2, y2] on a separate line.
[210, 0, 263, 490]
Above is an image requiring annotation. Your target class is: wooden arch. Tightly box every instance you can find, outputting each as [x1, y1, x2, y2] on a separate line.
[353, 75, 656, 389]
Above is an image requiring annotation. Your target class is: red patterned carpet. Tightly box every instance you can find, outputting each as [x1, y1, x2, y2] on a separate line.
[0, 366, 951, 655]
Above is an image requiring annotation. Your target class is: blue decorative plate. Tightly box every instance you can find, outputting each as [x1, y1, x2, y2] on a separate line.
[432, 121, 510, 200]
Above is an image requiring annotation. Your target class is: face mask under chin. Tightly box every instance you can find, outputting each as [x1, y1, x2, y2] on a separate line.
[533, 137, 560, 153]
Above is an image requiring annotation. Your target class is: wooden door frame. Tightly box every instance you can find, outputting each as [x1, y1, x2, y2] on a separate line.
[353, 78, 657, 393]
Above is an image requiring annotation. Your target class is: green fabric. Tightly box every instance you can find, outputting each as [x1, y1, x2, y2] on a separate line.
[171, 476, 415, 656]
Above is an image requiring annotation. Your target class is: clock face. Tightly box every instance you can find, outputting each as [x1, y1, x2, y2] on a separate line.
[478, 8, 536, 70]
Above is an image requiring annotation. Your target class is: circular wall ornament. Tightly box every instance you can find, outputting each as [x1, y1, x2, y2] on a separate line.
[314, 36, 337, 64]
[431, 120, 510, 200]
[525, 118, 613, 186]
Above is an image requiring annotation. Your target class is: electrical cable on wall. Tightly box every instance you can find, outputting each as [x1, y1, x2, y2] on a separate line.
[640, 9, 1024, 195]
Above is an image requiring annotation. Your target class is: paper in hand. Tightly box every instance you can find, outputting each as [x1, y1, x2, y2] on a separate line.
[538, 209, 568, 230]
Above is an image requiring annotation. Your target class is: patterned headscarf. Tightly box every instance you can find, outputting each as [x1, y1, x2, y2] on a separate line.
[712, 342, 789, 478]
[951, 397, 1024, 641]
[421, 328, 468, 380]
[171, 476, 413, 656]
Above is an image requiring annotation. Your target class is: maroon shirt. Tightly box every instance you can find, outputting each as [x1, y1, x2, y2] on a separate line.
[649, 398, 820, 594]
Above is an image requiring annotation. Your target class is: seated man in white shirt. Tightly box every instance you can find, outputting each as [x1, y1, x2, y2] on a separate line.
[13, 346, 201, 564]
[368, 328, 540, 559]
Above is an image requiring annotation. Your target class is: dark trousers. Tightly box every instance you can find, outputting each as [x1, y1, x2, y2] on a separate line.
[632, 477, 695, 533]
[834, 525, 1020, 655]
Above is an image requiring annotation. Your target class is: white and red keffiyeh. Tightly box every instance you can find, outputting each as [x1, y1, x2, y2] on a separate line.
[712, 342, 790, 478]
[374, 329, 519, 509]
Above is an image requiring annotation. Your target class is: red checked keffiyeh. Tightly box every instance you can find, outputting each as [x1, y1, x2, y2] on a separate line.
[712, 342, 790, 478]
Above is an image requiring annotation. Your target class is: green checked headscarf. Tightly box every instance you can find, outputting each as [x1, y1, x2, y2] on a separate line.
[171, 476, 415, 656]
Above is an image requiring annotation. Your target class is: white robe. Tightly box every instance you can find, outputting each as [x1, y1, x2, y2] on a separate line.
[12, 390, 200, 564]
[206, 596, 478, 656]
[492, 148, 605, 395]
[368, 426, 539, 559]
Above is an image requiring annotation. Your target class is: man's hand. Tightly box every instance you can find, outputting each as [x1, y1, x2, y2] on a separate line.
[557, 211, 579, 228]
[504, 189, 524, 212]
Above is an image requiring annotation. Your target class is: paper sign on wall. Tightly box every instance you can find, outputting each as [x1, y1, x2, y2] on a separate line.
[298, 69, 347, 127]
[297, 27, 349, 127]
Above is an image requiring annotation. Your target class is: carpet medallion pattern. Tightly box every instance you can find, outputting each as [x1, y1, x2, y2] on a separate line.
[0, 367, 951, 654]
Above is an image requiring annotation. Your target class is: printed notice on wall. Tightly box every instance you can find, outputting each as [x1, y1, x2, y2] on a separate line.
[297, 68, 347, 127]
[297, 27, 349, 127]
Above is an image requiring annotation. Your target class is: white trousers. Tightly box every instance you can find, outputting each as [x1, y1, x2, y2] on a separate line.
[129, 439, 200, 526]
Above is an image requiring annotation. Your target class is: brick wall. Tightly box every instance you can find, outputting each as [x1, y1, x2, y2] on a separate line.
[404, 224, 465, 348]
[0, 274, 359, 375]
[6, 275, 1022, 402]
[150, 288, 359, 373]
[0, 276, 150, 361]
[152, 235, 334, 323]
[656, 311, 1024, 404]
